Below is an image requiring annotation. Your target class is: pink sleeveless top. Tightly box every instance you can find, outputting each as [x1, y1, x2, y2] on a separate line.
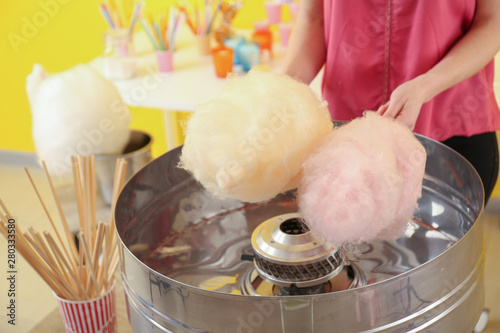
[322, 0, 500, 141]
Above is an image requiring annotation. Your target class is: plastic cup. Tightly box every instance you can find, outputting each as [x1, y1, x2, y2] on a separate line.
[55, 284, 116, 333]
[156, 50, 173, 73]
[265, 1, 282, 24]
[239, 43, 261, 72]
[196, 34, 211, 56]
[252, 22, 273, 58]
[102, 29, 136, 80]
[278, 22, 292, 48]
[224, 35, 245, 65]
[212, 46, 234, 78]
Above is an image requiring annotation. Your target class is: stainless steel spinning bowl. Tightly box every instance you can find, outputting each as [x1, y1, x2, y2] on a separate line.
[115, 135, 485, 333]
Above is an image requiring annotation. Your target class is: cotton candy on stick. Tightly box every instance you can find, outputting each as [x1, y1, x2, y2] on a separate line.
[298, 112, 427, 244]
[180, 70, 333, 203]
[27, 64, 131, 176]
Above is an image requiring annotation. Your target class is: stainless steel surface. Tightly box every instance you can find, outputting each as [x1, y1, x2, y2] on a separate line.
[95, 129, 152, 204]
[241, 263, 364, 297]
[251, 213, 344, 288]
[115, 135, 485, 333]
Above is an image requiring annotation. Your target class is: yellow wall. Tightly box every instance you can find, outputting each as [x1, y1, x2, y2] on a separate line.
[0, 0, 267, 158]
[1, 0, 107, 153]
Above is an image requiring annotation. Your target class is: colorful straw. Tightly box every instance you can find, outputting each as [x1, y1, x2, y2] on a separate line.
[140, 6, 182, 51]
[179, 0, 221, 36]
[99, 0, 144, 34]
[128, 1, 144, 35]
[99, 3, 116, 29]
[140, 18, 160, 50]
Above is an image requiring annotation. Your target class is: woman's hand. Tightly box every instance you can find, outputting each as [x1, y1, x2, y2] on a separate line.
[378, 0, 500, 131]
[377, 75, 429, 130]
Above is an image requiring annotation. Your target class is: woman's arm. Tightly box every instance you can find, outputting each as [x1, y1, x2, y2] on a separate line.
[379, 0, 500, 130]
[280, 0, 326, 84]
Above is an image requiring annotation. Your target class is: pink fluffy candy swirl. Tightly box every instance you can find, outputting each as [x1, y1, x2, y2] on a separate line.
[298, 112, 427, 244]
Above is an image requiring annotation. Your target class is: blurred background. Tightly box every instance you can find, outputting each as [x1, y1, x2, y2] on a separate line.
[1, 2, 500, 333]
[0, 0, 281, 158]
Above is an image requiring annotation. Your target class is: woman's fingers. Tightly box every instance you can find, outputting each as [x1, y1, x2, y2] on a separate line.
[376, 102, 389, 115]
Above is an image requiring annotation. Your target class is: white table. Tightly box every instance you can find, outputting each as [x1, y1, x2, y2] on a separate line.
[106, 30, 323, 150]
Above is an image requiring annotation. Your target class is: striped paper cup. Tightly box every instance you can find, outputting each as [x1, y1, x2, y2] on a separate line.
[55, 284, 116, 333]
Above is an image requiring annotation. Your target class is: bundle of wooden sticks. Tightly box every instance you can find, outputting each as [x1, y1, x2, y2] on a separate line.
[0, 155, 127, 301]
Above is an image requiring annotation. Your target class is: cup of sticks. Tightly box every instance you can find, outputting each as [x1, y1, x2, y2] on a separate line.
[179, 0, 221, 56]
[0, 156, 128, 333]
[140, 7, 183, 73]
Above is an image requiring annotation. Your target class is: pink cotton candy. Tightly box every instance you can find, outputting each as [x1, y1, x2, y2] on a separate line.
[298, 112, 427, 244]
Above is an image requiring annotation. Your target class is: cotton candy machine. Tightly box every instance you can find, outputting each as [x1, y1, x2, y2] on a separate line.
[115, 134, 485, 333]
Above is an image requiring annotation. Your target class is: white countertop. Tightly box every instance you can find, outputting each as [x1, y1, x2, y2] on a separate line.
[96, 28, 323, 113]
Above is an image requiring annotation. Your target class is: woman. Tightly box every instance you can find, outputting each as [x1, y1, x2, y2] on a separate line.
[281, 0, 500, 204]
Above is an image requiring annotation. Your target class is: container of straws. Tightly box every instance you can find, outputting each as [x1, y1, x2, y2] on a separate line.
[102, 28, 137, 79]
[180, 0, 221, 56]
[0, 156, 127, 333]
[99, 1, 144, 79]
[140, 6, 183, 73]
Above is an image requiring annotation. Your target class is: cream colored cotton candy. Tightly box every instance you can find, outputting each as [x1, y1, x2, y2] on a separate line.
[298, 112, 427, 244]
[180, 70, 333, 202]
[27, 64, 131, 176]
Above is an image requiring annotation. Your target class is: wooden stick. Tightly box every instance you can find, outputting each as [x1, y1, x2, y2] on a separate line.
[72, 156, 86, 239]
[0, 220, 11, 239]
[25, 229, 61, 276]
[103, 224, 110, 293]
[0, 211, 9, 224]
[72, 157, 88, 290]
[91, 222, 105, 279]
[110, 159, 127, 217]
[41, 161, 80, 268]
[88, 222, 105, 295]
[79, 235, 85, 288]
[44, 232, 89, 300]
[107, 248, 120, 285]
[7, 226, 76, 300]
[109, 159, 127, 251]
[23, 229, 81, 300]
[78, 156, 91, 249]
[0, 155, 130, 301]
[40, 231, 80, 298]
[0, 198, 12, 218]
[24, 168, 74, 267]
[96, 223, 110, 295]
[15, 234, 74, 299]
[82, 157, 92, 250]
[80, 234, 100, 298]
[0, 222, 67, 298]
[26, 229, 58, 271]
[89, 156, 97, 253]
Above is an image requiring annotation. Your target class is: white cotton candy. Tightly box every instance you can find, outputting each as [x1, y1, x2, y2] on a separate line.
[298, 112, 427, 244]
[27, 64, 131, 176]
[180, 70, 333, 202]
